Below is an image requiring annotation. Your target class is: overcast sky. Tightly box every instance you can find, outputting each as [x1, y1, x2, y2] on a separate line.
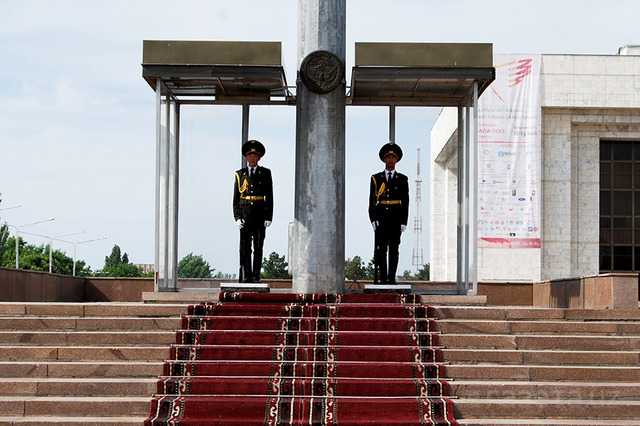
[1, 0, 638, 276]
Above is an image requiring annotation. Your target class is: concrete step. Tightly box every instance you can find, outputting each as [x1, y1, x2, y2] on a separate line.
[0, 416, 146, 425]
[0, 302, 189, 317]
[1, 298, 638, 424]
[0, 331, 175, 346]
[0, 396, 149, 417]
[439, 333, 640, 350]
[450, 380, 640, 400]
[0, 361, 164, 378]
[453, 398, 640, 420]
[0, 302, 180, 425]
[0, 378, 156, 396]
[141, 291, 489, 305]
[442, 348, 640, 365]
[0, 345, 169, 361]
[456, 419, 640, 425]
[446, 364, 640, 382]
[437, 319, 640, 335]
[0, 317, 182, 331]
[433, 306, 640, 321]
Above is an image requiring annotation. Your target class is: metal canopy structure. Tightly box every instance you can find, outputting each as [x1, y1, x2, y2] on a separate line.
[349, 66, 495, 106]
[349, 42, 494, 106]
[349, 42, 495, 295]
[142, 40, 293, 104]
[142, 65, 291, 103]
[142, 40, 495, 294]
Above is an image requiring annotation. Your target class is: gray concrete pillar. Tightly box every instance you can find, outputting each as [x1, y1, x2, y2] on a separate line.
[291, 0, 346, 293]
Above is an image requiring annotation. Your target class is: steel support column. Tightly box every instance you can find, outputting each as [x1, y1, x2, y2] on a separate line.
[470, 82, 479, 295]
[241, 104, 250, 168]
[456, 85, 479, 296]
[389, 105, 396, 142]
[456, 102, 467, 294]
[154, 79, 179, 291]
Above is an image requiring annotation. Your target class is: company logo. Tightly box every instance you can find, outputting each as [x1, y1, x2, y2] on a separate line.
[489, 58, 534, 102]
[507, 59, 533, 87]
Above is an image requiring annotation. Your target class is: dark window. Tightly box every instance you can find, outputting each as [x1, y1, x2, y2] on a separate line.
[600, 141, 640, 272]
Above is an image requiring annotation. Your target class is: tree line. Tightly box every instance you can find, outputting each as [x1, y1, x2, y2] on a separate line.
[344, 255, 430, 282]
[0, 223, 148, 277]
[1, 223, 428, 280]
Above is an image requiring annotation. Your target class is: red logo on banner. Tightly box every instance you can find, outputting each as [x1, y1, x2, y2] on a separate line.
[490, 58, 534, 101]
[507, 59, 533, 87]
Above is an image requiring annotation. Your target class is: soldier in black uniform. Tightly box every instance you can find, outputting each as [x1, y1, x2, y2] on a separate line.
[368, 142, 409, 284]
[233, 140, 274, 283]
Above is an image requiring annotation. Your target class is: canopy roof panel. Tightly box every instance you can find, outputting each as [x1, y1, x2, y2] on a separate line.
[142, 40, 292, 104]
[349, 42, 495, 106]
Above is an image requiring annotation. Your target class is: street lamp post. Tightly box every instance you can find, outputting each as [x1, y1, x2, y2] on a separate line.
[48, 231, 85, 273]
[10, 218, 55, 269]
[19, 232, 106, 276]
[69, 237, 107, 276]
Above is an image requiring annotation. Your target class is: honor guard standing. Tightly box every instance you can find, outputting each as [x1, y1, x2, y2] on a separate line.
[233, 140, 273, 283]
[368, 142, 409, 284]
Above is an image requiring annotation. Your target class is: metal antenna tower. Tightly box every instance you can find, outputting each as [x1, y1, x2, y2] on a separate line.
[412, 147, 424, 273]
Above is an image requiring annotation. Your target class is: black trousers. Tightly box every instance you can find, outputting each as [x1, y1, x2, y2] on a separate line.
[239, 221, 266, 283]
[374, 221, 402, 284]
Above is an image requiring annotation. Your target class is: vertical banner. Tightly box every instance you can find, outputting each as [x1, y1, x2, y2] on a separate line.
[477, 54, 542, 248]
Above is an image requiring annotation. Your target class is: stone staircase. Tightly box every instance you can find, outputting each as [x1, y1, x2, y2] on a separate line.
[435, 306, 640, 425]
[0, 302, 186, 425]
[0, 299, 639, 424]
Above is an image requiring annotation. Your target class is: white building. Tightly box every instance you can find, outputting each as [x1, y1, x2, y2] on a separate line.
[430, 46, 640, 284]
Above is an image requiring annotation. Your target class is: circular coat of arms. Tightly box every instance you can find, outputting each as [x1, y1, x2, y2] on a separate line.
[300, 50, 344, 94]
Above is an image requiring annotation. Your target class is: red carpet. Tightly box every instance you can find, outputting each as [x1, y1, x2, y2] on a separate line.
[145, 292, 458, 425]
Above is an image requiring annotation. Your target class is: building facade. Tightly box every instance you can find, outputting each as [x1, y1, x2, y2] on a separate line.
[431, 46, 640, 283]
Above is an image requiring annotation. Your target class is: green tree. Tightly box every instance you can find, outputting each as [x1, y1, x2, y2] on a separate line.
[261, 252, 289, 279]
[0, 229, 93, 276]
[0, 224, 11, 267]
[178, 252, 213, 278]
[416, 263, 430, 281]
[97, 245, 141, 277]
[365, 257, 375, 280]
[400, 264, 430, 281]
[345, 256, 366, 281]
[5, 239, 75, 275]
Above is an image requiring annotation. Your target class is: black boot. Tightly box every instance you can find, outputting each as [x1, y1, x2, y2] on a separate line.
[375, 246, 388, 284]
[388, 249, 399, 284]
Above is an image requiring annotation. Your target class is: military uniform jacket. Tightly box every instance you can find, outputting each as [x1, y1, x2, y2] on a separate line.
[368, 171, 409, 225]
[233, 166, 274, 223]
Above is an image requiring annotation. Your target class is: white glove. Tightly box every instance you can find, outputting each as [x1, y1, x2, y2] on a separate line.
[236, 219, 244, 229]
[401, 224, 407, 232]
[264, 220, 272, 228]
[371, 221, 378, 231]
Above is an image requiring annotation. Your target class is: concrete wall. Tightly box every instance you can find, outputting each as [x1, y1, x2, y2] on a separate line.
[84, 277, 154, 302]
[478, 281, 533, 306]
[430, 107, 460, 282]
[0, 267, 152, 302]
[0, 268, 288, 302]
[539, 53, 640, 280]
[0, 267, 85, 302]
[533, 273, 639, 309]
[430, 51, 640, 283]
[542, 108, 640, 280]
